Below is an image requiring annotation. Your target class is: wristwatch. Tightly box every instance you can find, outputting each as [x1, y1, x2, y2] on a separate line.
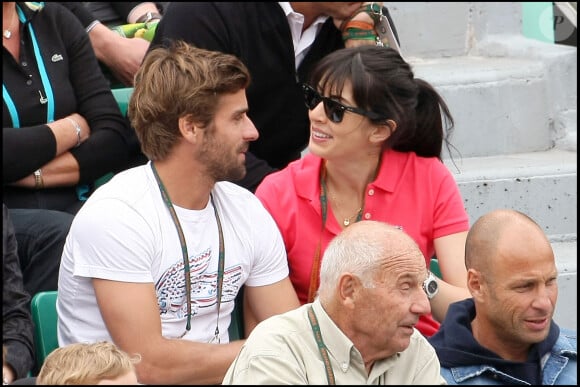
[34, 169, 44, 189]
[136, 11, 162, 24]
[423, 270, 439, 299]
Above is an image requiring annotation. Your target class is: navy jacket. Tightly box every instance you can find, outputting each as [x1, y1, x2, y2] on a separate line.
[429, 298, 577, 385]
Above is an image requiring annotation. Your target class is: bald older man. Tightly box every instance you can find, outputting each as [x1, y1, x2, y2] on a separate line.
[428, 209, 577, 385]
[223, 220, 445, 385]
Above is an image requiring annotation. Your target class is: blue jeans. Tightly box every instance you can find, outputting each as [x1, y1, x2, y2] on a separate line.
[8, 208, 74, 297]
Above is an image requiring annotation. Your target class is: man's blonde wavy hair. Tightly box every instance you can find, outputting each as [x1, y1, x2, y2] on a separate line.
[36, 341, 141, 385]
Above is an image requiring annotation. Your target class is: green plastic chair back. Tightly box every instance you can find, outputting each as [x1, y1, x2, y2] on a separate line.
[228, 287, 245, 341]
[30, 291, 58, 375]
[111, 87, 134, 116]
[429, 257, 442, 279]
[92, 87, 135, 190]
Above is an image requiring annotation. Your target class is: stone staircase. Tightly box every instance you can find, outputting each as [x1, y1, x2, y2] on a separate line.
[386, 2, 577, 329]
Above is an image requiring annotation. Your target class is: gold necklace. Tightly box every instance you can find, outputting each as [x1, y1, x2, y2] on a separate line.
[3, 9, 17, 39]
[328, 188, 363, 227]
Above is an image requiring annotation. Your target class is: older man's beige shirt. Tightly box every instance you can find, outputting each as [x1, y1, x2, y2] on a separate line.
[223, 300, 446, 385]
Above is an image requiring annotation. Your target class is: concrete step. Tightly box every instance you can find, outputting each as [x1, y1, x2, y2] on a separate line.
[443, 148, 577, 238]
[389, 3, 576, 160]
[410, 55, 559, 159]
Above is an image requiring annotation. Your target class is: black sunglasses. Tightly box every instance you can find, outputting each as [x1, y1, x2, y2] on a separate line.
[301, 83, 384, 123]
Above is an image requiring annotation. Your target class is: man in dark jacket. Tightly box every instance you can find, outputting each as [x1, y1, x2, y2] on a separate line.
[428, 209, 577, 385]
[149, 2, 398, 192]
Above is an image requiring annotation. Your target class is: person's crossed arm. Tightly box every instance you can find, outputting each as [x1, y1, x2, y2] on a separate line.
[60, 2, 162, 86]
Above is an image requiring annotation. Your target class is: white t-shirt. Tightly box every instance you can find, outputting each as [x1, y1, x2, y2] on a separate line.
[57, 162, 289, 345]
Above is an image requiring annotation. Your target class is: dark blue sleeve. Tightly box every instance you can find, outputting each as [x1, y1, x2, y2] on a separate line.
[2, 204, 35, 379]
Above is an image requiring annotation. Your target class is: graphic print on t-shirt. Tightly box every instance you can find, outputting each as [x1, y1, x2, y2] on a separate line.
[156, 247, 242, 318]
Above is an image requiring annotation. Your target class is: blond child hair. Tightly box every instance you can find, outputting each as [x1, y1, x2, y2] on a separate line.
[36, 341, 140, 385]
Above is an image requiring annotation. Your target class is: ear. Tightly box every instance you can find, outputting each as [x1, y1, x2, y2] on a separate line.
[337, 272, 360, 310]
[178, 114, 201, 144]
[369, 119, 396, 145]
[467, 268, 484, 301]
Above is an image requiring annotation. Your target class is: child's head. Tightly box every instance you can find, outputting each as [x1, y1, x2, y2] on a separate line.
[36, 341, 140, 385]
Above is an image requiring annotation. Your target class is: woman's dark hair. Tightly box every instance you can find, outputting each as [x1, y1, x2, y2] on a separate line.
[308, 45, 454, 159]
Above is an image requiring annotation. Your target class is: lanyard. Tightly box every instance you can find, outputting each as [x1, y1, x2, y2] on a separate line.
[307, 165, 363, 302]
[307, 306, 336, 384]
[3, 4, 55, 127]
[150, 162, 225, 342]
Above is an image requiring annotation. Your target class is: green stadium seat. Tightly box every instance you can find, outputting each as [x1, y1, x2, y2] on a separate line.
[111, 87, 134, 116]
[30, 291, 58, 375]
[429, 257, 442, 279]
[92, 87, 135, 190]
[228, 287, 245, 341]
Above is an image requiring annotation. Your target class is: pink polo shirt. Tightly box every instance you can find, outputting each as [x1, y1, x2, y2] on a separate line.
[255, 149, 470, 336]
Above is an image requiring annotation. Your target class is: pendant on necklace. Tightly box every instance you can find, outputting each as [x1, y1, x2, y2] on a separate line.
[3, 29, 12, 39]
[38, 90, 48, 104]
[343, 208, 362, 227]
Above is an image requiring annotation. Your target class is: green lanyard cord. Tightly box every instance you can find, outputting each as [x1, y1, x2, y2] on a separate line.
[150, 162, 225, 339]
[307, 306, 336, 385]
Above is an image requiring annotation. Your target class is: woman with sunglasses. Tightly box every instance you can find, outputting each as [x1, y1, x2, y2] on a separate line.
[255, 45, 471, 337]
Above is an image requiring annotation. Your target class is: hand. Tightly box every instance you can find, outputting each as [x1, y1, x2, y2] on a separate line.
[104, 35, 150, 86]
[3, 363, 15, 384]
[334, 2, 385, 48]
[88, 24, 151, 86]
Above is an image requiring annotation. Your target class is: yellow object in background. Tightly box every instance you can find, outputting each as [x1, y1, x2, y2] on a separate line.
[111, 21, 158, 42]
[112, 22, 145, 38]
[134, 28, 147, 38]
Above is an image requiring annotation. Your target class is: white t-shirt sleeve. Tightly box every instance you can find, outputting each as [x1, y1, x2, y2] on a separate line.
[70, 197, 155, 283]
